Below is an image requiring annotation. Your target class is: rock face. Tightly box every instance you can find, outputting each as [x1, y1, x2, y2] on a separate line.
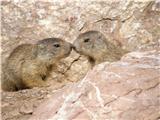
[30, 50, 160, 120]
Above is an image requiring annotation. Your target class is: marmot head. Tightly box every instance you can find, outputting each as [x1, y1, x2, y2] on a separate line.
[73, 31, 108, 62]
[37, 38, 72, 62]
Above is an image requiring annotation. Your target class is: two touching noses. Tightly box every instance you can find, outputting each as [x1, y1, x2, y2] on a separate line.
[69, 41, 77, 51]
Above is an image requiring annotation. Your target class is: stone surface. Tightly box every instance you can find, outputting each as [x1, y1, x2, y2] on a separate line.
[30, 50, 160, 120]
[1, 82, 66, 120]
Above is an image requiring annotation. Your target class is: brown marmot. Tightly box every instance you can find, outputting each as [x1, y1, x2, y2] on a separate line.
[2, 38, 72, 91]
[73, 30, 128, 67]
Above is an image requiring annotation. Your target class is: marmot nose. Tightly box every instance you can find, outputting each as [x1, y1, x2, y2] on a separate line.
[72, 46, 79, 53]
[70, 44, 75, 50]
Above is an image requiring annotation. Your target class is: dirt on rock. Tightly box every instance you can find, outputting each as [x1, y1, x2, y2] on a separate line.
[1, 82, 67, 120]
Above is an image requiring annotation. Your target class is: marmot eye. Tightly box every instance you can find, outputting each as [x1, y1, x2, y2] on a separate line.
[84, 38, 90, 43]
[54, 44, 60, 47]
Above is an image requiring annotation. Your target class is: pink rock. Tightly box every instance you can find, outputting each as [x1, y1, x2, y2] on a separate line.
[30, 50, 160, 120]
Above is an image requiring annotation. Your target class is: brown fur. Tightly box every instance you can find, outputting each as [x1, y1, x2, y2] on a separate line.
[2, 38, 72, 91]
[73, 30, 128, 67]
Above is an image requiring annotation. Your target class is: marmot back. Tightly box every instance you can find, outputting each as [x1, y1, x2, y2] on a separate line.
[73, 30, 128, 67]
[2, 38, 72, 91]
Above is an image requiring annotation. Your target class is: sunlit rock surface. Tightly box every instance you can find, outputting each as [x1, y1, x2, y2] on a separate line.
[30, 50, 160, 120]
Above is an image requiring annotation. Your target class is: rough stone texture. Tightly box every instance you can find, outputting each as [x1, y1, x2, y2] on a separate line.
[1, 0, 160, 83]
[30, 50, 160, 120]
[1, 81, 67, 120]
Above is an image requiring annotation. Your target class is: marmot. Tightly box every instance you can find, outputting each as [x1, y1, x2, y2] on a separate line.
[73, 30, 128, 67]
[2, 38, 72, 91]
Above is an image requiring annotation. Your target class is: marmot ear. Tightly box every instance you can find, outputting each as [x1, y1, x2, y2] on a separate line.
[98, 36, 102, 40]
[97, 32, 104, 39]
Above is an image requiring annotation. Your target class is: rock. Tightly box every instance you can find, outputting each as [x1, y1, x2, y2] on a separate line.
[30, 50, 160, 120]
[19, 102, 33, 115]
